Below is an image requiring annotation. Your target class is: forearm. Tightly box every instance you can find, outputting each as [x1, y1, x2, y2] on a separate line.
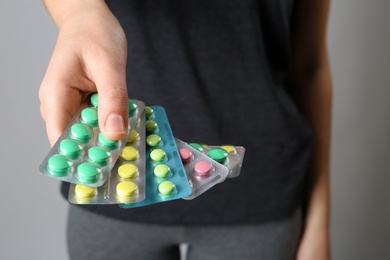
[285, 0, 333, 256]
[288, 56, 332, 256]
[42, 0, 108, 28]
[298, 62, 332, 234]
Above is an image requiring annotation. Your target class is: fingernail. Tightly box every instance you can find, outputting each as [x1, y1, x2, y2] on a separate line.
[105, 113, 126, 134]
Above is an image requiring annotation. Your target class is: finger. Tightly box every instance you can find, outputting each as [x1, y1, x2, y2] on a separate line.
[90, 58, 128, 140]
[40, 83, 83, 146]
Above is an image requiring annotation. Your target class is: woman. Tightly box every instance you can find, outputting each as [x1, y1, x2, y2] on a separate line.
[39, 0, 332, 259]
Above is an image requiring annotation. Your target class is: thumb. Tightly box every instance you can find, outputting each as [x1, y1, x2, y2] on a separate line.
[93, 66, 129, 141]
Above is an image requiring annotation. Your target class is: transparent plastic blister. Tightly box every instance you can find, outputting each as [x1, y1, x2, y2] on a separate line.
[39, 93, 145, 187]
[119, 106, 192, 208]
[188, 143, 243, 179]
[68, 111, 146, 204]
[176, 138, 229, 200]
[204, 145, 245, 178]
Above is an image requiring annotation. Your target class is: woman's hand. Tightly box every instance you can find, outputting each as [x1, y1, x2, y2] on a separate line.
[40, 0, 128, 146]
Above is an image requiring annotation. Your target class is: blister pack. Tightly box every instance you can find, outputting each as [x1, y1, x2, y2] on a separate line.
[175, 139, 229, 200]
[68, 111, 146, 204]
[188, 143, 243, 179]
[39, 93, 145, 187]
[205, 145, 245, 178]
[119, 106, 192, 208]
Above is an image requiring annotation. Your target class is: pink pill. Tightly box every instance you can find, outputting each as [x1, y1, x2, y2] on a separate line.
[179, 148, 192, 164]
[194, 161, 212, 176]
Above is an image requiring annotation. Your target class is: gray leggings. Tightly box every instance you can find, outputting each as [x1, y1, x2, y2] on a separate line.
[67, 205, 302, 260]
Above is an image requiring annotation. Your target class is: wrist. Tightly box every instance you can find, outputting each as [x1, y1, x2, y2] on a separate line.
[43, 0, 108, 29]
[298, 220, 331, 260]
[53, 0, 125, 52]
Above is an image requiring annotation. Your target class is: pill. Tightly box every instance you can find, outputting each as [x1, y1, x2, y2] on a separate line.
[145, 120, 158, 133]
[70, 123, 93, 144]
[150, 149, 166, 162]
[90, 93, 98, 108]
[75, 184, 97, 198]
[127, 130, 139, 143]
[154, 164, 170, 178]
[88, 146, 111, 166]
[194, 161, 212, 176]
[47, 155, 72, 176]
[220, 145, 236, 153]
[76, 162, 101, 183]
[207, 148, 228, 164]
[179, 148, 192, 164]
[158, 181, 175, 196]
[59, 139, 82, 160]
[120, 146, 139, 161]
[116, 181, 138, 198]
[118, 164, 138, 179]
[188, 143, 204, 153]
[128, 99, 138, 117]
[146, 134, 161, 147]
[144, 106, 154, 119]
[98, 133, 119, 149]
[81, 107, 98, 127]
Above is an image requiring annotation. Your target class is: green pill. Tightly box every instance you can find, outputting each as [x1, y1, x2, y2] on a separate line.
[189, 143, 204, 153]
[90, 93, 98, 108]
[207, 148, 228, 164]
[81, 107, 98, 127]
[77, 162, 101, 183]
[128, 99, 138, 117]
[158, 181, 176, 196]
[59, 139, 82, 160]
[145, 120, 158, 133]
[47, 155, 72, 176]
[144, 106, 154, 119]
[146, 134, 161, 147]
[98, 133, 119, 149]
[70, 123, 93, 144]
[150, 149, 166, 162]
[154, 164, 170, 178]
[88, 146, 111, 166]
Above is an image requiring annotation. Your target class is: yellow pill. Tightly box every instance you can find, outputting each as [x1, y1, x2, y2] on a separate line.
[75, 184, 97, 198]
[120, 146, 139, 161]
[118, 164, 138, 179]
[127, 130, 139, 143]
[220, 145, 236, 153]
[116, 181, 138, 198]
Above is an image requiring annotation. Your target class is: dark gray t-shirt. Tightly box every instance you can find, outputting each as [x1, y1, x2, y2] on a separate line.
[62, 0, 313, 225]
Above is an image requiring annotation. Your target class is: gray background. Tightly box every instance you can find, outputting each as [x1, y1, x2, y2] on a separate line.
[1, 1, 389, 259]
